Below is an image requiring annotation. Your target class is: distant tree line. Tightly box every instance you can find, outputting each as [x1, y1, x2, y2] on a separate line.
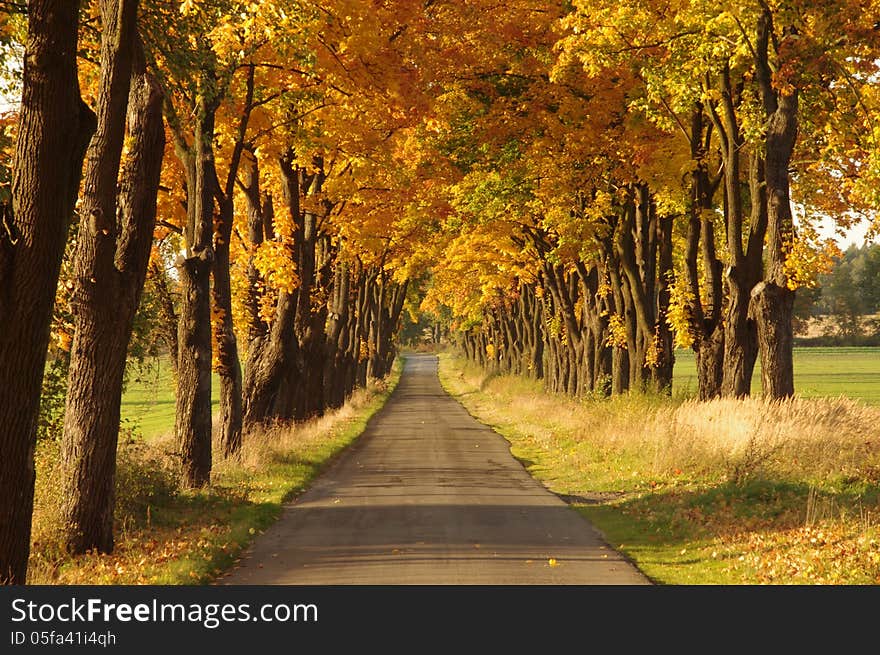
[794, 242, 880, 342]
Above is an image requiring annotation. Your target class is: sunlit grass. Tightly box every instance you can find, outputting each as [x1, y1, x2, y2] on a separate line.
[120, 360, 220, 441]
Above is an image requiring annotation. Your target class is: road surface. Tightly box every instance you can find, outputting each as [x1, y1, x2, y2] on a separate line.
[222, 354, 649, 584]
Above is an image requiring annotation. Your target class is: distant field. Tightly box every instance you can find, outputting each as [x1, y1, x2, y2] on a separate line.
[120, 347, 880, 439]
[120, 361, 219, 440]
[673, 346, 880, 405]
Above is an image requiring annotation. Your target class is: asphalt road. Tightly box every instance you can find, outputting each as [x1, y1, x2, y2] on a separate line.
[221, 354, 649, 584]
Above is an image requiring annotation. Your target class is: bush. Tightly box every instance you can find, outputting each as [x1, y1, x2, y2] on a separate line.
[114, 435, 179, 532]
[37, 355, 69, 441]
[794, 334, 880, 347]
[29, 429, 180, 581]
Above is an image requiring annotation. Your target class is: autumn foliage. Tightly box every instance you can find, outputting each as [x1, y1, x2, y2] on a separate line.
[1, 0, 880, 584]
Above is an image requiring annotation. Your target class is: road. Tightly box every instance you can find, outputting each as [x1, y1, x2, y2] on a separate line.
[221, 354, 649, 584]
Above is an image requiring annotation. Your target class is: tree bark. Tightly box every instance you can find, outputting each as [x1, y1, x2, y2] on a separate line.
[212, 64, 253, 457]
[0, 0, 96, 584]
[685, 103, 725, 399]
[147, 259, 178, 374]
[241, 148, 268, 343]
[62, 27, 164, 554]
[751, 8, 798, 399]
[323, 259, 350, 410]
[616, 186, 658, 391]
[242, 152, 301, 428]
[213, 200, 243, 457]
[60, 0, 140, 554]
[174, 94, 217, 489]
[709, 63, 762, 398]
[176, 253, 213, 487]
[652, 211, 675, 392]
[242, 291, 297, 428]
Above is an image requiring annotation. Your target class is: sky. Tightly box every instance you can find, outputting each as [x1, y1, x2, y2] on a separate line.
[810, 210, 878, 250]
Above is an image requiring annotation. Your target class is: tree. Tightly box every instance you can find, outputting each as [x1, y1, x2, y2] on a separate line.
[61, 0, 166, 554]
[0, 0, 96, 584]
[143, 0, 262, 482]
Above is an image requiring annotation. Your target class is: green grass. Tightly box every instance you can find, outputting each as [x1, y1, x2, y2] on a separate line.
[120, 347, 880, 441]
[673, 346, 880, 404]
[120, 360, 219, 440]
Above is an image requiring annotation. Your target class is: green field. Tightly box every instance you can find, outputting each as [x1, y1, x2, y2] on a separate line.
[120, 361, 219, 440]
[673, 346, 880, 405]
[120, 347, 880, 440]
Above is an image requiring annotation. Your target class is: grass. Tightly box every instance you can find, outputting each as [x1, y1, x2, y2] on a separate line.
[120, 360, 220, 440]
[673, 346, 880, 405]
[28, 358, 402, 584]
[120, 347, 880, 440]
[438, 352, 880, 585]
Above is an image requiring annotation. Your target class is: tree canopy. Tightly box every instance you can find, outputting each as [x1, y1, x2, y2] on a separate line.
[2, 0, 880, 583]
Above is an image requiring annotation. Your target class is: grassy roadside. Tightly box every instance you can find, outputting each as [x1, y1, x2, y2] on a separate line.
[28, 358, 403, 584]
[437, 353, 880, 584]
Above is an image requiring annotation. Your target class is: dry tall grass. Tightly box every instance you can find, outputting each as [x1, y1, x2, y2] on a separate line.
[214, 381, 386, 477]
[653, 396, 880, 483]
[442, 355, 880, 488]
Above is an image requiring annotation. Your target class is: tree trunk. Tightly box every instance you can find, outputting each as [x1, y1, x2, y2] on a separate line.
[147, 259, 178, 375]
[615, 188, 656, 391]
[652, 212, 675, 392]
[751, 8, 798, 399]
[612, 347, 629, 395]
[60, 0, 145, 555]
[323, 259, 349, 410]
[243, 291, 297, 428]
[62, 29, 165, 553]
[242, 152, 302, 427]
[0, 0, 96, 584]
[174, 99, 217, 488]
[241, 151, 267, 343]
[367, 276, 385, 380]
[696, 327, 725, 400]
[710, 62, 763, 398]
[752, 280, 795, 397]
[722, 270, 758, 397]
[686, 103, 725, 399]
[212, 64, 253, 456]
[299, 234, 333, 417]
[213, 201, 243, 457]
[176, 254, 213, 487]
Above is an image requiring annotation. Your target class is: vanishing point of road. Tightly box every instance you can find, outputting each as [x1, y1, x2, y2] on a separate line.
[222, 354, 649, 585]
